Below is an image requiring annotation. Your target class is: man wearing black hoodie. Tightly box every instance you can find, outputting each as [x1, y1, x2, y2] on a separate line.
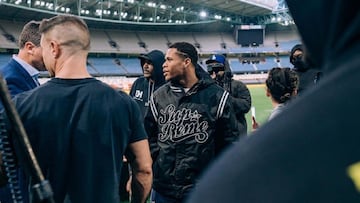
[127, 50, 165, 201]
[187, 0, 360, 202]
[290, 44, 321, 95]
[129, 50, 166, 117]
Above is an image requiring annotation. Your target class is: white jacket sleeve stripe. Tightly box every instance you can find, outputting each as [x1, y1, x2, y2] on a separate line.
[216, 91, 229, 119]
[149, 94, 158, 122]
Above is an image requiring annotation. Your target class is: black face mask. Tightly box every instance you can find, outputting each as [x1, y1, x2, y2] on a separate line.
[293, 55, 308, 71]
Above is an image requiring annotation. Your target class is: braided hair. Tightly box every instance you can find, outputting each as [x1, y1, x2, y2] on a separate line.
[266, 67, 299, 104]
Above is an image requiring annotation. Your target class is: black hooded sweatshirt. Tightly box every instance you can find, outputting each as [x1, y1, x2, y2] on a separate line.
[290, 44, 321, 95]
[188, 0, 360, 202]
[129, 50, 165, 117]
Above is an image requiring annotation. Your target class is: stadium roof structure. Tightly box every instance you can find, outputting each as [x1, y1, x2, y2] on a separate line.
[0, 0, 293, 32]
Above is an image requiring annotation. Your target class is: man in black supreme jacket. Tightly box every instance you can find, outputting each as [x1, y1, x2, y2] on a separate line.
[145, 42, 240, 203]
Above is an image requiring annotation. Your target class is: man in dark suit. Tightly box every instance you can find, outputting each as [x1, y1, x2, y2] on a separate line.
[0, 20, 46, 97]
[0, 20, 45, 203]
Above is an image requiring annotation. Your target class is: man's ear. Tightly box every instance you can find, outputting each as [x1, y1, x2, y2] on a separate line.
[25, 42, 36, 55]
[50, 41, 61, 58]
[184, 57, 192, 68]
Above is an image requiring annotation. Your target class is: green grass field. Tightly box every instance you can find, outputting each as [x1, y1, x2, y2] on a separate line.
[245, 84, 273, 133]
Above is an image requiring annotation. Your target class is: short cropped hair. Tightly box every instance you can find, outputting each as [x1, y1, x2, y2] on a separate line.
[39, 15, 90, 51]
[18, 20, 41, 48]
[266, 67, 299, 104]
[169, 42, 198, 67]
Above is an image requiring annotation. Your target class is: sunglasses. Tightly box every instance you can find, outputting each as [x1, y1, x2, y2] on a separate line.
[207, 64, 224, 74]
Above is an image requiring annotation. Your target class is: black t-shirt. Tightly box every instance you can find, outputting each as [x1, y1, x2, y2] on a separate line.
[10, 78, 147, 203]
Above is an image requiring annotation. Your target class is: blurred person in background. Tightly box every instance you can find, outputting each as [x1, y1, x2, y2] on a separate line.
[290, 44, 321, 95]
[187, 0, 360, 202]
[206, 54, 251, 135]
[145, 42, 240, 203]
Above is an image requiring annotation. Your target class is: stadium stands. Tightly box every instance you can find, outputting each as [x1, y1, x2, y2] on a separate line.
[89, 29, 115, 53]
[0, 20, 20, 49]
[87, 57, 126, 75]
[277, 55, 293, 68]
[0, 52, 292, 78]
[195, 32, 226, 53]
[0, 19, 300, 85]
[0, 53, 10, 65]
[137, 31, 168, 52]
[119, 58, 143, 75]
[229, 59, 256, 73]
[0, 19, 300, 54]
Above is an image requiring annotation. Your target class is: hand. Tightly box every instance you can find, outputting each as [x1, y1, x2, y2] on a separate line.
[252, 116, 259, 130]
[126, 176, 132, 196]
